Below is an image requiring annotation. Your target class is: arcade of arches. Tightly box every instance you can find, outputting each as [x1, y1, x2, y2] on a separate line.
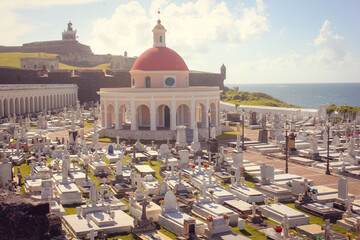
[98, 87, 222, 139]
[0, 84, 78, 118]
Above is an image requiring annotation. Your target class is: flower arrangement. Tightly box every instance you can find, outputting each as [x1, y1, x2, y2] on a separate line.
[286, 181, 292, 187]
[176, 197, 179, 201]
[346, 232, 352, 237]
[206, 216, 214, 222]
[190, 164, 196, 168]
[203, 163, 209, 168]
[193, 191, 199, 196]
[273, 225, 282, 233]
[223, 213, 230, 219]
[350, 133, 353, 136]
[311, 189, 318, 194]
[159, 200, 164, 205]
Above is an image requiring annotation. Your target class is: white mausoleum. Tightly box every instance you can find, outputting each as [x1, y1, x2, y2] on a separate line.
[98, 20, 222, 140]
[0, 84, 78, 118]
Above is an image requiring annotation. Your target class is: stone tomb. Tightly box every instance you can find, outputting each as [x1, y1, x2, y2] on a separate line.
[222, 199, 253, 218]
[228, 168, 265, 203]
[158, 190, 206, 236]
[192, 198, 238, 226]
[254, 183, 293, 202]
[62, 184, 133, 238]
[259, 203, 310, 228]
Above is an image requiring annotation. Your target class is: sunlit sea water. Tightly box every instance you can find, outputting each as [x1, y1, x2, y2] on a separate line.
[225, 83, 360, 109]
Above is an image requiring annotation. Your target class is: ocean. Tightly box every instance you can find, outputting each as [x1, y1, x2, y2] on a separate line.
[225, 83, 360, 109]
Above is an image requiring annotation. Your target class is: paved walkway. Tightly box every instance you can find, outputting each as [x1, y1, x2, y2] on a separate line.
[239, 128, 360, 200]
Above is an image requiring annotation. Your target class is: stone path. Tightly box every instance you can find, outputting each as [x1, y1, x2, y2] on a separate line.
[238, 129, 360, 200]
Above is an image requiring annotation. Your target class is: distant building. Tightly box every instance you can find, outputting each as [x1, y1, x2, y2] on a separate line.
[21, 57, 59, 70]
[62, 21, 77, 41]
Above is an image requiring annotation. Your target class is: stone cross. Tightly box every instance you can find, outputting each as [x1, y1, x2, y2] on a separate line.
[168, 160, 177, 178]
[207, 168, 214, 184]
[90, 182, 98, 207]
[355, 218, 360, 240]
[195, 157, 204, 173]
[321, 219, 333, 240]
[282, 214, 289, 238]
[140, 197, 150, 220]
[87, 229, 97, 240]
[201, 182, 207, 198]
[251, 202, 256, 216]
[345, 197, 353, 217]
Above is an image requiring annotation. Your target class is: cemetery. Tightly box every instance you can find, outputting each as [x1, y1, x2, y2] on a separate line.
[0, 20, 360, 239]
[0, 101, 360, 240]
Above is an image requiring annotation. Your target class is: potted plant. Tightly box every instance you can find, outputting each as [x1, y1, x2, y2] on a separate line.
[193, 191, 200, 200]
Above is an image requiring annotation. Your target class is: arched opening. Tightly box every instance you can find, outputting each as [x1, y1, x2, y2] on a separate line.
[25, 97, 29, 114]
[137, 104, 150, 130]
[210, 103, 216, 125]
[20, 98, 24, 115]
[30, 97, 33, 113]
[14, 98, 19, 115]
[195, 103, 206, 127]
[145, 77, 151, 88]
[4, 99, 9, 117]
[106, 104, 115, 128]
[176, 104, 190, 127]
[156, 104, 170, 130]
[42, 96, 46, 110]
[0, 99, 3, 117]
[118, 105, 128, 129]
[38, 96, 42, 112]
[159, 35, 163, 43]
[34, 96, 38, 112]
[9, 98, 14, 115]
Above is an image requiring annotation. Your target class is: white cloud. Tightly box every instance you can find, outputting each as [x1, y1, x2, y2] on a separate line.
[87, 0, 269, 55]
[308, 20, 346, 66]
[0, 9, 34, 45]
[0, 0, 101, 46]
[0, 0, 101, 9]
[231, 20, 360, 84]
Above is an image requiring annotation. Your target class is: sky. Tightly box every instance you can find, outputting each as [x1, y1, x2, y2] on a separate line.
[1, 0, 360, 84]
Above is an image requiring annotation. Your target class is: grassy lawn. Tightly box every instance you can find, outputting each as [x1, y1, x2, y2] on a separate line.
[0, 52, 57, 68]
[0, 52, 110, 70]
[216, 131, 243, 140]
[83, 120, 94, 128]
[141, 159, 164, 181]
[232, 222, 267, 240]
[283, 202, 355, 237]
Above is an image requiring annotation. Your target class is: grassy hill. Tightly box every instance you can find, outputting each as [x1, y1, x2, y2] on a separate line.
[0, 52, 110, 70]
[221, 87, 300, 108]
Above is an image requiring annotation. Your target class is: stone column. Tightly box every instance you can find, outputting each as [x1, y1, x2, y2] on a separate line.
[190, 98, 195, 129]
[171, 99, 176, 130]
[215, 100, 219, 126]
[131, 100, 136, 130]
[205, 99, 209, 128]
[104, 100, 108, 128]
[150, 100, 156, 131]
[115, 100, 119, 129]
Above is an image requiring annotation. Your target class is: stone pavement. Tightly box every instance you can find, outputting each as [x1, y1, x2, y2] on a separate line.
[239, 129, 360, 200]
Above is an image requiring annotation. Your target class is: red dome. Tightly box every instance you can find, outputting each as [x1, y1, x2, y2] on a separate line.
[131, 47, 188, 71]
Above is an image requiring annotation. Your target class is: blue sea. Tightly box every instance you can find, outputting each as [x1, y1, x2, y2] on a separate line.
[225, 83, 360, 109]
